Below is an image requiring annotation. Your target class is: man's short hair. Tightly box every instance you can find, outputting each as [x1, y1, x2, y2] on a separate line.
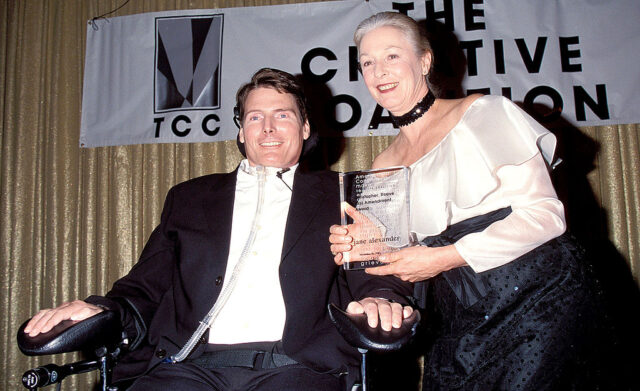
[234, 68, 318, 159]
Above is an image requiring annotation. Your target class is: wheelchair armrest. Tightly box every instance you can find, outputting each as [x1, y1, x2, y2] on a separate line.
[328, 303, 420, 353]
[17, 310, 123, 356]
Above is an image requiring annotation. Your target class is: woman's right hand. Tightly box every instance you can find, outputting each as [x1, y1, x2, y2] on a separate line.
[330, 202, 388, 266]
[329, 223, 351, 265]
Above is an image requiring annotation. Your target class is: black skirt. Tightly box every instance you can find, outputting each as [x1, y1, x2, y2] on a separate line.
[415, 208, 606, 391]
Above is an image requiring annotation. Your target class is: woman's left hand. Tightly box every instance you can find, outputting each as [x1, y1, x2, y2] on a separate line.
[365, 244, 467, 282]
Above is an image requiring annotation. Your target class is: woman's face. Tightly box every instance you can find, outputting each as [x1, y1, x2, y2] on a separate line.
[358, 26, 431, 116]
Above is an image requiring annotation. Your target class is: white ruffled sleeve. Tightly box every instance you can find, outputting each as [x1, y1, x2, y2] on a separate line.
[454, 154, 566, 272]
[409, 95, 566, 272]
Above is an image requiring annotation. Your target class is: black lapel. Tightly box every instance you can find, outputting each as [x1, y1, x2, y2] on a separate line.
[202, 169, 238, 264]
[281, 171, 327, 260]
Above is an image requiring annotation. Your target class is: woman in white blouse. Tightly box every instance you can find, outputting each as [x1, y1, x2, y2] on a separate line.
[330, 12, 599, 390]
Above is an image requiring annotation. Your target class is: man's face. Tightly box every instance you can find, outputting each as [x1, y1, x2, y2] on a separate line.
[239, 87, 310, 168]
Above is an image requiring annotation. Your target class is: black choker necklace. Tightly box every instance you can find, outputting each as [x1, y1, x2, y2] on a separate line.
[390, 90, 435, 127]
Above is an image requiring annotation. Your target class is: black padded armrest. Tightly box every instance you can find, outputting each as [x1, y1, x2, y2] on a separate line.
[328, 303, 420, 353]
[17, 310, 123, 356]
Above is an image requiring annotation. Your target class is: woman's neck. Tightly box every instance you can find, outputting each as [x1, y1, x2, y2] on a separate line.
[397, 98, 439, 143]
[390, 90, 435, 127]
[389, 98, 452, 166]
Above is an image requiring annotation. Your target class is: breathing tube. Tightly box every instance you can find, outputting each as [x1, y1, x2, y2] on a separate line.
[169, 166, 266, 363]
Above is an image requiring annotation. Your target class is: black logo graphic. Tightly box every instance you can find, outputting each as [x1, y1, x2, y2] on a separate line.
[155, 15, 224, 112]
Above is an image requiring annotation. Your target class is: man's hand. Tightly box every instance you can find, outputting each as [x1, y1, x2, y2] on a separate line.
[23, 300, 104, 337]
[346, 297, 413, 332]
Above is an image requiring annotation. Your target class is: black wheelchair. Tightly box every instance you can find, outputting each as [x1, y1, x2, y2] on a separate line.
[17, 304, 420, 391]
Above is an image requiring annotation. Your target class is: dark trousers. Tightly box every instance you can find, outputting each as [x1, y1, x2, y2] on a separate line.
[128, 361, 342, 391]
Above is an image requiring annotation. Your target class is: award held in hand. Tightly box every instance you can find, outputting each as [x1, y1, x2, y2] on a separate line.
[338, 166, 415, 270]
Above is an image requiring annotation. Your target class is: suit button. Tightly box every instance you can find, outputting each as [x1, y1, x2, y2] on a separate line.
[215, 276, 223, 286]
[155, 349, 166, 359]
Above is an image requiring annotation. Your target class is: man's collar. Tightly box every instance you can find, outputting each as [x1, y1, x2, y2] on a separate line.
[238, 159, 299, 177]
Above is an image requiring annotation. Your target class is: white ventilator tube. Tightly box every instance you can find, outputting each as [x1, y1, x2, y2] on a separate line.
[169, 166, 266, 363]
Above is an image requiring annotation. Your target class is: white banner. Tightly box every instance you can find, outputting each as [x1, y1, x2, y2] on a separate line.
[80, 0, 640, 147]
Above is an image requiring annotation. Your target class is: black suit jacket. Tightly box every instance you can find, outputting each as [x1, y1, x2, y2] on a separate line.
[87, 168, 412, 382]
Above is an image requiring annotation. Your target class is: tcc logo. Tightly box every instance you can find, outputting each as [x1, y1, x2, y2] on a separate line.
[154, 15, 224, 112]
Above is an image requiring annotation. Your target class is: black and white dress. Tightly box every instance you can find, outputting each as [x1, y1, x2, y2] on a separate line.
[409, 96, 602, 390]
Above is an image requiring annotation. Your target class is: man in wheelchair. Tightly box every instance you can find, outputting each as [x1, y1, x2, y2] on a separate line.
[22, 68, 414, 390]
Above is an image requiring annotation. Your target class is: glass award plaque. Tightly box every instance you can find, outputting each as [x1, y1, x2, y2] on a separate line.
[338, 166, 414, 270]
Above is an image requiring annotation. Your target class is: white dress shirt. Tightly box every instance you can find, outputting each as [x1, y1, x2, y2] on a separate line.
[208, 160, 296, 344]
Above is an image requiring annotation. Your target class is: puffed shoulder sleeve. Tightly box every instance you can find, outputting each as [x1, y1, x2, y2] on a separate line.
[462, 95, 558, 170]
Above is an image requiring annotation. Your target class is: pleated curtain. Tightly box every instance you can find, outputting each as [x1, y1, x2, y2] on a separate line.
[1, 1, 638, 389]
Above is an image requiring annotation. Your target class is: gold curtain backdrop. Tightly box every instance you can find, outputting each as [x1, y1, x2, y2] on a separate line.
[1, 1, 638, 389]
